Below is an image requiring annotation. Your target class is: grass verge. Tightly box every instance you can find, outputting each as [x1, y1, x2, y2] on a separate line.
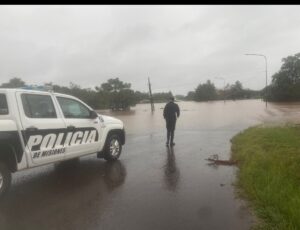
[231, 125, 300, 230]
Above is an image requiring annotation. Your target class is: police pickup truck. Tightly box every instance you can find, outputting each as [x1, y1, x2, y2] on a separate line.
[0, 88, 125, 197]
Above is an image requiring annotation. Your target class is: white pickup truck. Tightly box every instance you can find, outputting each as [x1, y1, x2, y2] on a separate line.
[0, 88, 125, 197]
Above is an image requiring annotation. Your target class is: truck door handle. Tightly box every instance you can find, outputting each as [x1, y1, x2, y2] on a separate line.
[26, 126, 38, 132]
[67, 125, 76, 131]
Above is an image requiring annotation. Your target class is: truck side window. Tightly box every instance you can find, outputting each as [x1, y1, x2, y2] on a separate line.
[21, 94, 57, 118]
[0, 94, 8, 115]
[57, 97, 90, 119]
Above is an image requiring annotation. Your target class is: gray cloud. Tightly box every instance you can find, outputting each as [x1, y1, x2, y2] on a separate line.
[0, 5, 299, 94]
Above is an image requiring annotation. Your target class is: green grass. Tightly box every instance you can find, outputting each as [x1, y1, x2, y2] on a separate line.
[231, 125, 300, 230]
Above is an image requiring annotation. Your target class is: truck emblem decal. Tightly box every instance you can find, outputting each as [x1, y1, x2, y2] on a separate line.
[26, 129, 99, 152]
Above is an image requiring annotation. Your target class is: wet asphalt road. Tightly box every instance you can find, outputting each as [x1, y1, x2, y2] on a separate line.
[1, 100, 299, 230]
[0, 131, 253, 230]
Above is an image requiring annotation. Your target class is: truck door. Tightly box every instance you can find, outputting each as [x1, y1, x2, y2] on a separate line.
[16, 92, 67, 166]
[55, 96, 103, 159]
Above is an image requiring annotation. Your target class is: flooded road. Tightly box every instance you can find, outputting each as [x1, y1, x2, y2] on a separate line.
[1, 99, 300, 230]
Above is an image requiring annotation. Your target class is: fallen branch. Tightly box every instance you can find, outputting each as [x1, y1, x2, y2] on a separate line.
[206, 154, 237, 166]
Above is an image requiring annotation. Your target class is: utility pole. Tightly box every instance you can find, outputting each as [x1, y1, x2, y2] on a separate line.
[148, 77, 155, 112]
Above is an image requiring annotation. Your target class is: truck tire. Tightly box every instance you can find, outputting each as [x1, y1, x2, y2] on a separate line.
[0, 162, 12, 198]
[104, 134, 122, 161]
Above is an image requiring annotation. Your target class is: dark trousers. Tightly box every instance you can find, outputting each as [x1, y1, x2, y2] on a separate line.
[166, 119, 176, 144]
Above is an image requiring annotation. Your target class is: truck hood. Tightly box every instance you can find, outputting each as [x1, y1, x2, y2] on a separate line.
[99, 114, 123, 126]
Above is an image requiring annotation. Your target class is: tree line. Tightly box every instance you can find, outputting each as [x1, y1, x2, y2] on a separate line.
[0, 77, 261, 109]
[0, 77, 174, 110]
[183, 52, 300, 102]
[185, 80, 261, 101]
[266, 52, 300, 101]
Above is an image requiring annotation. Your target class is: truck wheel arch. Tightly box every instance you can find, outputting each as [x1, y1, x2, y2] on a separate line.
[105, 129, 125, 146]
[97, 129, 125, 160]
[0, 144, 18, 172]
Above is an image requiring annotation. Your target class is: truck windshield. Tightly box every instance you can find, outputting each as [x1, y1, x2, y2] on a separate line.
[0, 94, 8, 115]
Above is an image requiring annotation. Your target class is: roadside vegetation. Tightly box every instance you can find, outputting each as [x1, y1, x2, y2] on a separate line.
[231, 126, 300, 230]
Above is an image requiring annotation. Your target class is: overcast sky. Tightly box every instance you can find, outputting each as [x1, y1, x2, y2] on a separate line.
[0, 5, 299, 94]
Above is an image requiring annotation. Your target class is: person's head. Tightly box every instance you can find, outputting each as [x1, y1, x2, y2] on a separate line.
[169, 96, 175, 102]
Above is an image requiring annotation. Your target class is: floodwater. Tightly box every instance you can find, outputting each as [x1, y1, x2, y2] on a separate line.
[0, 99, 299, 230]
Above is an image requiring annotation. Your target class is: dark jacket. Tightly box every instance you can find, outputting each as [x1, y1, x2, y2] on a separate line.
[163, 101, 180, 121]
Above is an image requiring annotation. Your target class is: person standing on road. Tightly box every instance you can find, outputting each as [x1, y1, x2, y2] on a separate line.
[163, 97, 180, 147]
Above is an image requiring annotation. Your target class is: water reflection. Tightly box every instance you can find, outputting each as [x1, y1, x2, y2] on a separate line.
[103, 161, 127, 190]
[163, 147, 180, 191]
[0, 159, 127, 230]
[53, 158, 126, 189]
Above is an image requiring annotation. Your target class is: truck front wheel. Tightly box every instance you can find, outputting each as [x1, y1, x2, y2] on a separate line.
[0, 162, 11, 198]
[104, 134, 122, 161]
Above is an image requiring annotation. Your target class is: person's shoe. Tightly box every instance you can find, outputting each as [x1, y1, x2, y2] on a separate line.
[170, 142, 175, 146]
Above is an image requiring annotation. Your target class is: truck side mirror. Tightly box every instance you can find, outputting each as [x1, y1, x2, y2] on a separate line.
[89, 110, 98, 119]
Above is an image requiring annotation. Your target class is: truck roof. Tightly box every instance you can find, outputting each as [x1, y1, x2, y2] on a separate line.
[0, 88, 93, 110]
[0, 88, 75, 98]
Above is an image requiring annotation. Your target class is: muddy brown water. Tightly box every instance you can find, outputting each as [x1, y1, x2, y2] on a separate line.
[0, 99, 299, 230]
